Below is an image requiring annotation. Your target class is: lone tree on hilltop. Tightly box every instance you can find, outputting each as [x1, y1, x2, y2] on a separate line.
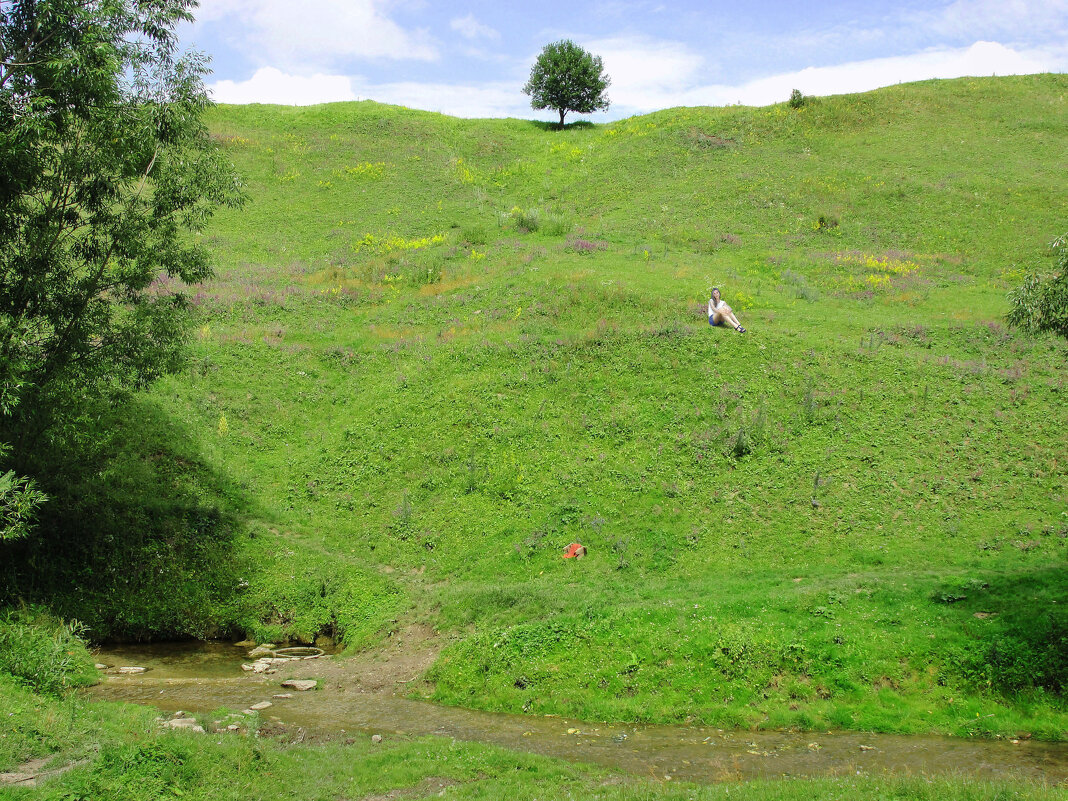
[523, 40, 610, 129]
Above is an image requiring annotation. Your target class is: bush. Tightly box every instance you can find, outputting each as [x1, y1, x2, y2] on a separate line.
[0, 608, 96, 696]
[540, 211, 572, 237]
[789, 88, 808, 109]
[1007, 231, 1068, 337]
[459, 224, 490, 246]
[510, 206, 540, 233]
[953, 610, 1068, 694]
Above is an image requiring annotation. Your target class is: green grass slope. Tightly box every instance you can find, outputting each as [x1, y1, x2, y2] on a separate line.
[114, 75, 1068, 737]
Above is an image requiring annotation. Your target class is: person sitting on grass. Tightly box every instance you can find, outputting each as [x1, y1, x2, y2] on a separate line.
[708, 287, 745, 332]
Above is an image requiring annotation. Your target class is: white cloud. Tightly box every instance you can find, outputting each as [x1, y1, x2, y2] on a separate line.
[350, 79, 524, 118]
[606, 40, 1067, 116]
[208, 68, 525, 117]
[911, 0, 1068, 42]
[209, 68, 356, 105]
[450, 14, 500, 40]
[580, 36, 703, 114]
[585, 35, 704, 94]
[195, 0, 437, 69]
[205, 41, 1067, 120]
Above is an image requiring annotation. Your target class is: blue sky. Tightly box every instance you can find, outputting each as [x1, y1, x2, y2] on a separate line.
[181, 0, 1068, 120]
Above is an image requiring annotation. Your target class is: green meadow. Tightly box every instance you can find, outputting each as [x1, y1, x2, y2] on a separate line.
[2, 74, 1068, 798]
[182, 73, 1068, 738]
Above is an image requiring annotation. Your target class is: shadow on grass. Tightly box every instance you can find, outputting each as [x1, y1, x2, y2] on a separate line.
[526, 119, 598, 133]
[935, 565, 1068, 695]
[0, 397, 251, 641]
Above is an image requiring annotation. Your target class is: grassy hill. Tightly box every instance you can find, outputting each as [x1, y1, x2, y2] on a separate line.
[19, 75, 1068, 741]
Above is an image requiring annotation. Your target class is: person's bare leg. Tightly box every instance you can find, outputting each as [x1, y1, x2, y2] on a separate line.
[715, 305, 744, 331]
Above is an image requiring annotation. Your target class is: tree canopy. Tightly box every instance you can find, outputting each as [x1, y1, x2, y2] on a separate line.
[0, 0, 244, 535]
[523, 39, 610, 129]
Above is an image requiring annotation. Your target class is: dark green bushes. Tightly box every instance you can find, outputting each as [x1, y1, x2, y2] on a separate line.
[0, 399, 246, 640]
[956, 610, 1068, 694]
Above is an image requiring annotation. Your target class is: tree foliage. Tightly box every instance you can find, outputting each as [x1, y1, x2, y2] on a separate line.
[0, 462, 46, 541]
[0, 0, 243, 457]
[1006, 232, 1068, 337]
[522, 39, 610, 129]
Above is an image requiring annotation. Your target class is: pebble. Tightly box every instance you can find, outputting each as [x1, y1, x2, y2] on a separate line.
[273, 693, 293, 699]
[371, 734, 383, 744]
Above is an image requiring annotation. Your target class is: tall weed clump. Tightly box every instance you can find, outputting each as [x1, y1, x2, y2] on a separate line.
[724, 405, 768, 458]
[0, 608, 96, 696]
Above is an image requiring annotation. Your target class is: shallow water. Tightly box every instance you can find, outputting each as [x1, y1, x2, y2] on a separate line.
[89, 642, 1068, 785]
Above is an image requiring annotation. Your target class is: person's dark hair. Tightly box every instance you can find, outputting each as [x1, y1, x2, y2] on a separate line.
[710, 286, 719, 295]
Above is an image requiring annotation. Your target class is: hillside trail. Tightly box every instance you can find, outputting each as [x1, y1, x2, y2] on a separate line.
[88, 626, 1068, 786]
[0, 756, 88, 788]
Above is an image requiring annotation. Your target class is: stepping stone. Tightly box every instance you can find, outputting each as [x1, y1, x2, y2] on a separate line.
[116, 666, 147, 674]
[280, 679, 317, 691]
[249, 701, 272, 711]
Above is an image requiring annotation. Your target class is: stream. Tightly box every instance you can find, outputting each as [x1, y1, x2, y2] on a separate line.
[87, 642, 1068, 785]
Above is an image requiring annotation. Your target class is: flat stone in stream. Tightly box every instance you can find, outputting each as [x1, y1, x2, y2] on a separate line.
[249, 701, 272, 711]
[280, 679, 317, 691]
[242, 660, 277, 674]
[115, 666, 147, 674]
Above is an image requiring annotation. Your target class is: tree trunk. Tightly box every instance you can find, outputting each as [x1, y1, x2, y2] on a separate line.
[558, 108, 566, 129]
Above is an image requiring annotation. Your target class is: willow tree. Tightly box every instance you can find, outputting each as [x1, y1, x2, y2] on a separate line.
[0, 0, 243, 489]
[1007, 232, 1068, 338]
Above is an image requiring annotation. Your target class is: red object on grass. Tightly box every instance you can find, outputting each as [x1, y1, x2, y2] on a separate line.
[563, 543, 587, 559]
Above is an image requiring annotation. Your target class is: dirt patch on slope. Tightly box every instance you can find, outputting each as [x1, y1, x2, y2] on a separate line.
[0, 756, 86, 787]
[359, 776, 460, 800]
[280, 622, 444, 695]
